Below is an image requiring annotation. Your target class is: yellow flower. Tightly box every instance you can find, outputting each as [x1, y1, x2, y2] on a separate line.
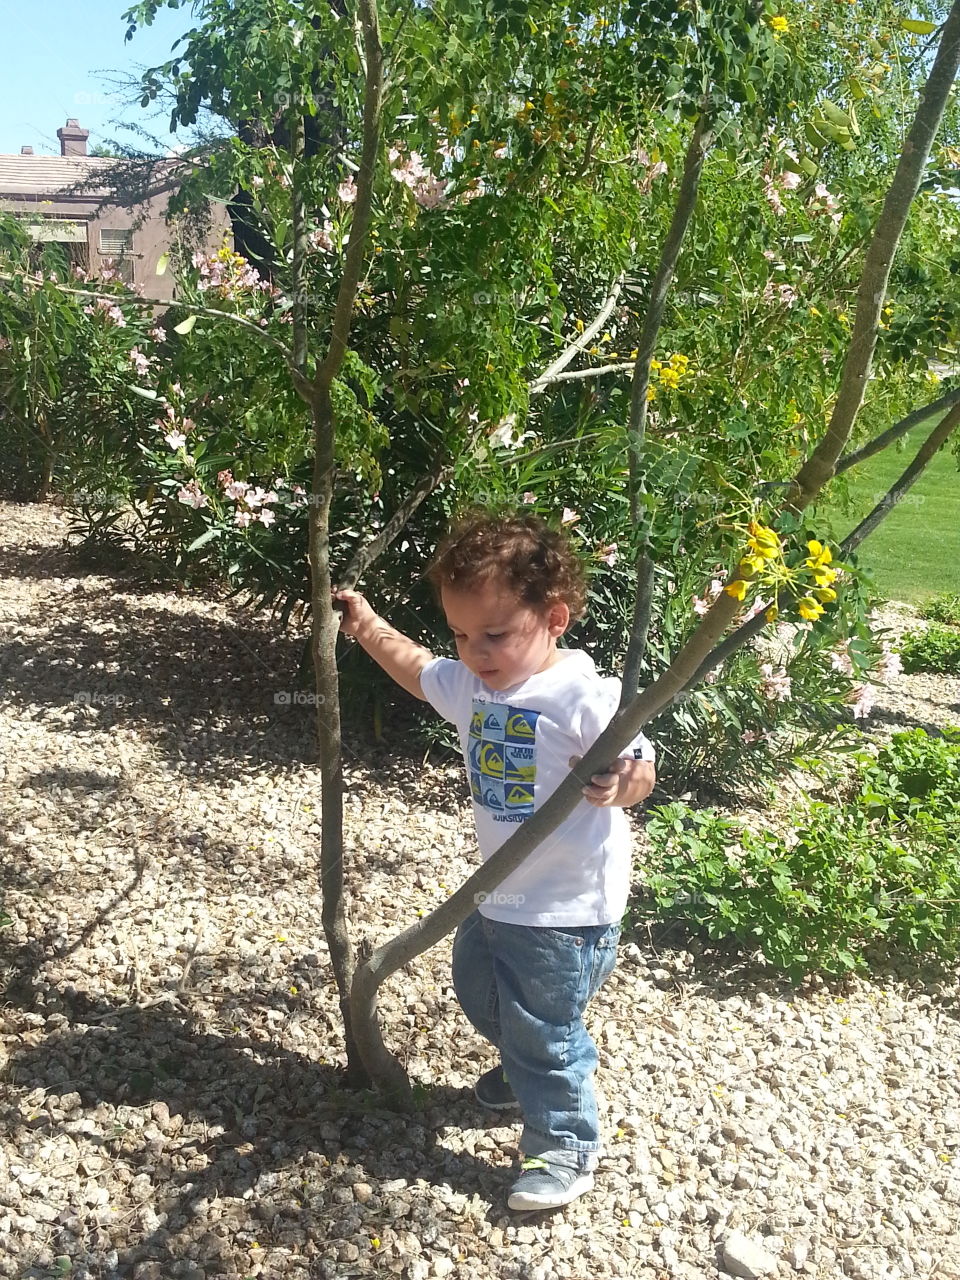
[575, 318, 585, 333]
[669, 352, 690, 369]
[371, 1237, 381, 1249]
[739, 554, 766, 575]
[646, 385, 657, 402]
[630, 348, 639, 358]
[765, 605, 779, 623]
[798, 597, 825, 620]
[813, 567, 837, 587]
[659, 367, 681, 389]
[725, 579, 748, 601]
[768, 14, 790, 36]
[806, 539, 832, 566]
[809, 306, 821, 317]
[814, 586, 837, 603]
[650, 359, 662, 370]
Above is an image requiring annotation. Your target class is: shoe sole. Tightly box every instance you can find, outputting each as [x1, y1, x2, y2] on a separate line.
[474, 1087, 520, 1111]
[507, 1172, 594, 1211]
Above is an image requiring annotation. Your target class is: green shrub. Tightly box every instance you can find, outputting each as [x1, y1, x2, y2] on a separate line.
[898, 624, 960, 675]
[629, 727, 960, 979]
[921, 593, 960, 627]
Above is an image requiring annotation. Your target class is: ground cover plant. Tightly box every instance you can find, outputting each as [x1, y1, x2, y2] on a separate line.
[629, 726, 960, 979]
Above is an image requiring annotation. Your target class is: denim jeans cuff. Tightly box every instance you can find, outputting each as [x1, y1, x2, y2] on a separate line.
[521, 1127, 601, 1167]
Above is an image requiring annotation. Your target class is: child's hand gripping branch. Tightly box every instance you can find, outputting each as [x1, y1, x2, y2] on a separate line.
[333, 588, 433, 701]
[568, 754, 656, 808]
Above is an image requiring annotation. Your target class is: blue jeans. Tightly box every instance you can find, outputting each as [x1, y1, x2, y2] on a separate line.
[452, 910, 621, 1167]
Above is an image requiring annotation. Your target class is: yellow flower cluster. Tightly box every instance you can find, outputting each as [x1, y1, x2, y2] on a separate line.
[768, 14, 790, 37]
[797, 539, 838, 620]
[647, 352, 691, 400]
[725, 522, 782, 615]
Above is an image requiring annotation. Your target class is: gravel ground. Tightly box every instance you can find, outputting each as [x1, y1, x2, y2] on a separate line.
[1, 500, 959, 1280]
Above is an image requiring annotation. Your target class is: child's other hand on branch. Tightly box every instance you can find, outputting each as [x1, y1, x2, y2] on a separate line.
[569, 755, 656, 808]
[333, 588, 378, 639]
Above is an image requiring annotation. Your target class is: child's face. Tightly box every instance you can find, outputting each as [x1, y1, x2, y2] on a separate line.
[441, 580, 570, 691]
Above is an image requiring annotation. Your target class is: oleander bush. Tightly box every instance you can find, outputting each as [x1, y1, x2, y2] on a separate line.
[628, 727, 960, 979]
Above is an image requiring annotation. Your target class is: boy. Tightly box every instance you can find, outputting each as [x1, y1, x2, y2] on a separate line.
[335, 510, 656, 1211]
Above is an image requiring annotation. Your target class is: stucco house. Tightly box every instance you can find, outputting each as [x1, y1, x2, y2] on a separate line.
[0, 118, 228, 301]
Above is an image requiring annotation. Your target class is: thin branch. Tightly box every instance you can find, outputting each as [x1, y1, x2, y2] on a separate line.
[335, 460, 452, 592]
[290, 112, 309, 375]
[621, 112, 713, 704]
[538, 360, 636, 385]
[842, 399, 960, 553]
[686, 399, 960, 689]
[528, 271, 628, 396]
[835, 385, 960, 475]
[1, 272, 294, 361]
[315, 0, 384, 391]
[788, 0, 960, 508]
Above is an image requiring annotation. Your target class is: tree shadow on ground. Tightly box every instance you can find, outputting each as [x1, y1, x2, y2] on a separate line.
[4, 991, 517, 1278]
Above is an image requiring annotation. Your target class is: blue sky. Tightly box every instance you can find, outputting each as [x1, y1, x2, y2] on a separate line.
[1, 0, 194, 155]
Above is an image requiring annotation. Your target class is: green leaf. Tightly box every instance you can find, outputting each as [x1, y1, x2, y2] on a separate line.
[156, 252, 169, 276]
[901, 18, 937, 34]
[174, 315, 197, 335]
[128, 384, 159, 400]
[186, 527, 221, 552]
[820, 100, 850, 129]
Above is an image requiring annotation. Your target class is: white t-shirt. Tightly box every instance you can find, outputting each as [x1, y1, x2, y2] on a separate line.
[419, 648, 655, 927]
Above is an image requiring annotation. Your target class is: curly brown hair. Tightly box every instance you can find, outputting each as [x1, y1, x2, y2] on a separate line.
[425, 508, 588, 622]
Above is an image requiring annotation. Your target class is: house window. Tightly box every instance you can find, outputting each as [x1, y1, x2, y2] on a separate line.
[98, 228, 135, 284]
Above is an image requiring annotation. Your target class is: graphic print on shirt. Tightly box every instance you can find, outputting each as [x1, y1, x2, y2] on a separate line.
[468, 699, 539, 822]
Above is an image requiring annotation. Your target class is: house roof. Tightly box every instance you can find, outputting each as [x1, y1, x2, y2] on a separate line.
[0, 154, 114, 198]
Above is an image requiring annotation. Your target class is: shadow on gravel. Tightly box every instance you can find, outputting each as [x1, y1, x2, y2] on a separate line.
[6, 996, 507, 1277]
[869, 705, 960, 736]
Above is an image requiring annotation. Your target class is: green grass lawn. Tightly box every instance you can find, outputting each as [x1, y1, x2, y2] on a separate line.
[816, 420, 960, 604]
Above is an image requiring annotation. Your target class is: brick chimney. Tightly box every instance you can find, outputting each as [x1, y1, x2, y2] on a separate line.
[57, 118, 89, 157]
[20, 146, 34, 155]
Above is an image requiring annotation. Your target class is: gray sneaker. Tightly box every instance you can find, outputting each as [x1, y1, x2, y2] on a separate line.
[507, 1155, 594, 1211]
[474, 1065, 519, 1110]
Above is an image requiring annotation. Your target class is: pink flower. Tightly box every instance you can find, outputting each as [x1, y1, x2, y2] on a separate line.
[829, 643, 855, 676]
[258, 508, 276, 527]
[561, 508, 579, 525]
[762, 176, 786, 217]
[177, 481, 208, 509]
[164, 431, 187, 450]
[251, 175, 265, 189]
[521, 491, 536, 504]
[129, 347, 152, 376]
[234, 509, 254, 528]
[225, 480, 250, 501]
[692, 578, 724, 616]
[217, 469, 234, 489]
[848, 683, 875, 720]
[759, 662, 792, 701]
[762, 281, 797, 306]
[597, 542, 618, 567]
[310, 221, 335, 252]
[337, 177, 358, 204]
[741, 729, 764, 744]
[149, 325, 166, 343]
[778, 169, 802, 191]
[879, 644, 903, 681]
